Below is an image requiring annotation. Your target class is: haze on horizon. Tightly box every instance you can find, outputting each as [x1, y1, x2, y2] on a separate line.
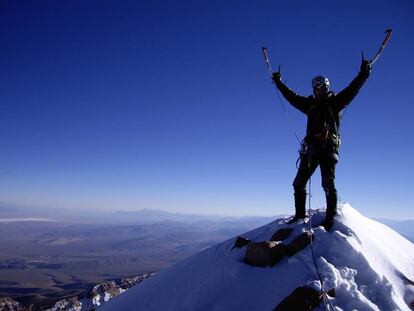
[0, 1, 413, 219]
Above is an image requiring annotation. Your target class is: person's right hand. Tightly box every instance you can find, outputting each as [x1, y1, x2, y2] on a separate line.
[360, 59, 372, 73]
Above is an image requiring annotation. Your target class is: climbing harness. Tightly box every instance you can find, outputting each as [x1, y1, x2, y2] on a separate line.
[296, 139, 308, 169]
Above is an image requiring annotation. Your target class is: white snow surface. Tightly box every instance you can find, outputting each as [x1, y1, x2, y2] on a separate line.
[100, 204, 414, 311]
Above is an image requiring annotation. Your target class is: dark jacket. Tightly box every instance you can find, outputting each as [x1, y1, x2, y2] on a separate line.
[275, 69, 370, 161]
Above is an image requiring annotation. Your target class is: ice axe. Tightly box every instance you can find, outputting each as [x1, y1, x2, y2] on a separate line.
[262, 47, 282, 74]
[363, 29, 393, 65]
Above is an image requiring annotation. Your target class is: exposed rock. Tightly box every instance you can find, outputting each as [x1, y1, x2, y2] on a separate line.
[244, 241, 286, 267]
[244, 231, 314, 268]
[87, 281, 123, 299]
[398, 271, 414, 286]
[273, 286, 323, 311]
[233, 236, 250, 249]
[270, 228, 293, 241]
[284, 232, 314, 256]
[50, 297, 81, 311]
[326, 288, 336, 297]
[45, 273, 155, 311]
[82, 281, 125, 309]
[0, 298, 25, 311]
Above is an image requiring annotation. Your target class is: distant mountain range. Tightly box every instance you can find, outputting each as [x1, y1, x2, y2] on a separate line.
[2, 203, 413, 241]
[1, 202, 413, 241]
[0, 203, 276, 225]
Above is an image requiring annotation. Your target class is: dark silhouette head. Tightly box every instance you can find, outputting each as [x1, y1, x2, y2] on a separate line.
[312, 75, 330, 99]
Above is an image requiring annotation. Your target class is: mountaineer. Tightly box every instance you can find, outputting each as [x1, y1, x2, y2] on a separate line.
[272, 58, 372, 230]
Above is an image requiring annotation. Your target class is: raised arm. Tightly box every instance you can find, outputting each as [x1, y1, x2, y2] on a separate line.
[334, 59, 372, 112]
[272, 72, 310, 115]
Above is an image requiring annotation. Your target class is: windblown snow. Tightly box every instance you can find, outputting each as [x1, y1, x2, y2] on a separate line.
[100, 204, 414, 311]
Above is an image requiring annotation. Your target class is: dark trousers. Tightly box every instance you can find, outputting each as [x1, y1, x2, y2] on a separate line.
[292, 152, 338, 218]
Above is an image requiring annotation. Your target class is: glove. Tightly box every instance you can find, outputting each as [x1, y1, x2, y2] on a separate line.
[272, 71, 281, 82]
[360, 59, 372, 73]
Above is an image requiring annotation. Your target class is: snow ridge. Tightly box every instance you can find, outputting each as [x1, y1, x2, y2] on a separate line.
[101, 204, 414, 311]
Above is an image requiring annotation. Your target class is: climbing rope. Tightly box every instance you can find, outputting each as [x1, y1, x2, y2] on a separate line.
[308, 177, 336, 311]
[262, 47, 302, 145]
[262, 47, 336, 310]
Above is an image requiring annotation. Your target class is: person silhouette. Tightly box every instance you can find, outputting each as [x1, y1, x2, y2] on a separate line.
[272, 58, 372, 230]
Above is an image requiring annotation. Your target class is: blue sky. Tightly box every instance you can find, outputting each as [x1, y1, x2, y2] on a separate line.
[0, 0, 413, 219]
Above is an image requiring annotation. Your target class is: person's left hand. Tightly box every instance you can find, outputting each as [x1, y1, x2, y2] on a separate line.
[272, 71, 281, 82]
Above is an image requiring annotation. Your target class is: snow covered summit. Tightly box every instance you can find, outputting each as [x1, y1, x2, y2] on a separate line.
[100, 204, 414, 311]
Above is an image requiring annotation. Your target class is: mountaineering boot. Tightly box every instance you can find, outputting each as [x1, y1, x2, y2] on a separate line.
[286, 215, 306, 224]
[287, 190, 307, 224]
[322, 190, 337, 231]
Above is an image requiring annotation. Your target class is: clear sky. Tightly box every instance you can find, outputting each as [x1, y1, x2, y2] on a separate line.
[0, 0, 413, 219]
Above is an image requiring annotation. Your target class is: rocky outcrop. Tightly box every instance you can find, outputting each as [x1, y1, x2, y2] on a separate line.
[270, 228, 293, 241]
[274, 286, 335, 311]
[284, 232, 313, 256]
[81, 281, 126, 310]
[273, 286, 323, 311]
[0, 298, 25, 311]
[232, 236, 250, 249]
[0, 273, 155, 311]
[78, 276, 154, 310]
[50, 297, 81, 311]
[243, 229, 313, 267]
[47, 274, 155, 310]
[244, 241, 286, 267]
